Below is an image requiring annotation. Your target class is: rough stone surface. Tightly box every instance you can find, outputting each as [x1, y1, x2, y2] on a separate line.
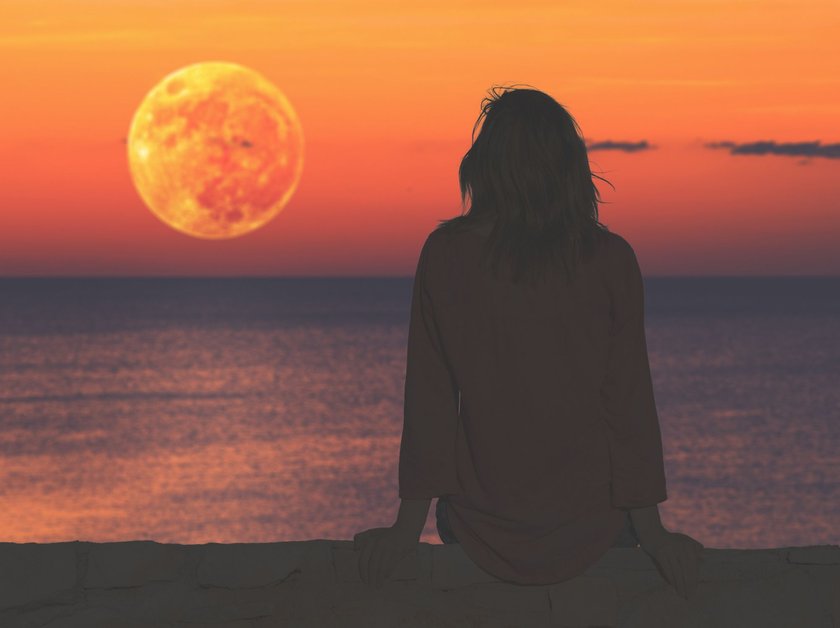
[0, 540, 836, 627]
[787, 545, 840, 565]
[548, 575, 618, 627]
[85, 540, 187, 589]
[0, 541, 77, 609]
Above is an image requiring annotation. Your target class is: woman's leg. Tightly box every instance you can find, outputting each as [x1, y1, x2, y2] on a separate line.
[436, 497, 460, 544]
[438, 497, 639, 548]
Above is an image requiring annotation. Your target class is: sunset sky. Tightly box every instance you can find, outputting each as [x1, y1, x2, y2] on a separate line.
[0, 0, 837, 277]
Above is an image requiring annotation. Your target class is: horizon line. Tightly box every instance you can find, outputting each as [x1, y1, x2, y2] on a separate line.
[1, 275, 838, 280]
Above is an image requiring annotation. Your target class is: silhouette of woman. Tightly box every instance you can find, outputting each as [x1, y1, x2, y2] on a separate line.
[400, 85, 703, 596]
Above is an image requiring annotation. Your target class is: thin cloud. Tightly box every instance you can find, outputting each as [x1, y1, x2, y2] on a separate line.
[705, 140, 840, 159]
[585, 140, 654, 152]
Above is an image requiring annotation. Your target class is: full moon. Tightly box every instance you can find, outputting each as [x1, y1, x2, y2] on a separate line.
[126, 61, 304, 239]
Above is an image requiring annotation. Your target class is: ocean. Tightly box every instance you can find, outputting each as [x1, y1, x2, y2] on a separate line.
[0, 276, 838, 549]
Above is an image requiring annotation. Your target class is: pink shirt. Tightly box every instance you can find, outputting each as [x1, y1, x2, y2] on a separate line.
[398, 222, 668, 585]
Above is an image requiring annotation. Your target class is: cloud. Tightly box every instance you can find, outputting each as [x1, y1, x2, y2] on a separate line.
[705, 140, 840, 159]
[585, 140, 654, 152]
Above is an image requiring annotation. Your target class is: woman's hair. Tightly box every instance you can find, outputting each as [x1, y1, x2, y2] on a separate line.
[435, 84, 614, 287]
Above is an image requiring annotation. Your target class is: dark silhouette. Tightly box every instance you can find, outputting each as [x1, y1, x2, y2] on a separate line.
[436, 84, 613, 288]
[385, 85, 703, 598]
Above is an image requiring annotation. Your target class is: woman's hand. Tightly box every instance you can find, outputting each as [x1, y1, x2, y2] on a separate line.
[641, 529, 705, 600]
[354, 524, 419, 589]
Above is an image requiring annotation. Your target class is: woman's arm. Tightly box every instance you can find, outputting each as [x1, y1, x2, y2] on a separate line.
[628, 504, 667, 548]
[394, 498, 432, 539]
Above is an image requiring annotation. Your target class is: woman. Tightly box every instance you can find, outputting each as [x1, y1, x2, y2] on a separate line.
[357, 85, 703, 599]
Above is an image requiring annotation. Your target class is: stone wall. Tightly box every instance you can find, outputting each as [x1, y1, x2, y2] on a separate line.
[0, 540, 837, 627]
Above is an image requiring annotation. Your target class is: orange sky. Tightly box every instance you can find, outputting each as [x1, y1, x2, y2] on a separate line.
[0, 0, 838, 277]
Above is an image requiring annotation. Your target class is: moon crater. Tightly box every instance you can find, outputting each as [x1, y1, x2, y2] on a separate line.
[127, 62, 304, 239]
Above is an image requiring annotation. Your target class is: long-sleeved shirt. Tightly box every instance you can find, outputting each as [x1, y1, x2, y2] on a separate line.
[398, 220, 668, 585]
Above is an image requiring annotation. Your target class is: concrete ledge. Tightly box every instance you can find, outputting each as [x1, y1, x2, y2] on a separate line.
[0, 540, 837, 627]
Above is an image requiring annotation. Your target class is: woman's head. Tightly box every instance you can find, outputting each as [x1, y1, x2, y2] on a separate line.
[437, 84, 613, 286]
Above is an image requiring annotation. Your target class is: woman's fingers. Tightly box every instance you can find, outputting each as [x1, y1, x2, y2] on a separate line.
[665, 550, 683, 598]
[684, 543, 701, 595]
[373, 548, 385, 587]
[360, 542, 372, 584]
[679, 549, 690, 598]
[661, 543, 687, 598]
[361, 538, 376, 585]
[689, 545, 702, 594]
[370, 548, 380, 587]
[649, 532, 705, 599]
[655, 548, 672, 592]
[678, 546, 689, 598]
[681, 546, 696, 598]
[675, 541, 699, 598]
[357, 538, 395, 587]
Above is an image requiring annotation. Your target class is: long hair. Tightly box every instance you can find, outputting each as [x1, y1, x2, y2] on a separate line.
[435, 85, 614, 287]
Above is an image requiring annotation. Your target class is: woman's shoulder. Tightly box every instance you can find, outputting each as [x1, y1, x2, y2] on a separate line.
[423, 222, 471, 261]
[597, 228, 636, 265]
[593, 226, 627, 249]
[424, 221, 637, 275]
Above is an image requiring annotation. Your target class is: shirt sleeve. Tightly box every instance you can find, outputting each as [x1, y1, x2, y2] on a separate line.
[398, 234, 461, 499]
[602, 239, 668, 509]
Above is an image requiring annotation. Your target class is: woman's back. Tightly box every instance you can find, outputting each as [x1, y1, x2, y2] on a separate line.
[398, 225, 668, 585]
